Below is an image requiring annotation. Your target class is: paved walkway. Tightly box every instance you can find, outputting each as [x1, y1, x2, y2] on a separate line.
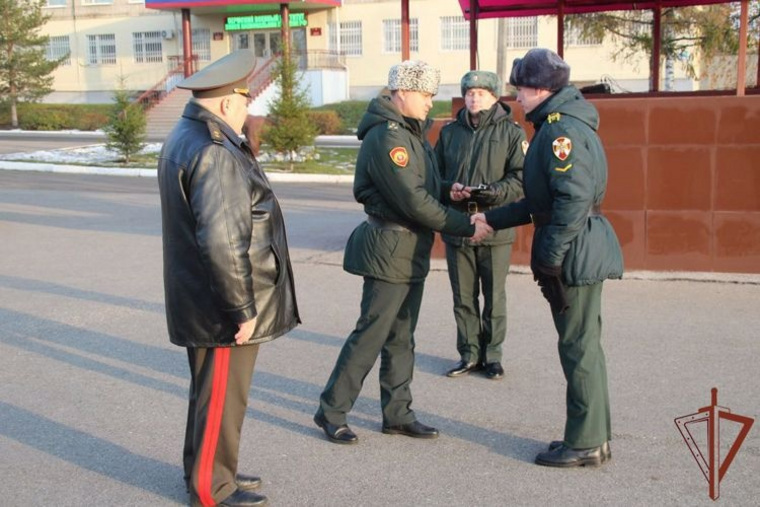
[0, 172, 758, 506]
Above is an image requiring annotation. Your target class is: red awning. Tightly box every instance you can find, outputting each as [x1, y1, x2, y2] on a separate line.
[459, 0, 733, 19]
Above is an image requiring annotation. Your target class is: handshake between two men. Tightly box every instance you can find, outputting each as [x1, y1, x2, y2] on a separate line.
[450, 182, 493, 243]
[453, 182, 570, 315]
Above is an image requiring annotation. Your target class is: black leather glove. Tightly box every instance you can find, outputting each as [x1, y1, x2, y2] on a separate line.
[531, 260, 569, 314]
[473, 184, 501, 205]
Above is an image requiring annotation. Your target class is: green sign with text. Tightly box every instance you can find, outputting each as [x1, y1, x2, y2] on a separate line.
[225, 13, 306, 31]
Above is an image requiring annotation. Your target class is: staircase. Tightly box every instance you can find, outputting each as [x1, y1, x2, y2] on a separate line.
[143, 55, 278, 142]
[145, 88, 192, 141]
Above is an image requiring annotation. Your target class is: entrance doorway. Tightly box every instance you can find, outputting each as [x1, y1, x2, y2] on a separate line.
[254, 31, 281, 58]
[231, 31, 280, 58]
[230, 29, 306, 59]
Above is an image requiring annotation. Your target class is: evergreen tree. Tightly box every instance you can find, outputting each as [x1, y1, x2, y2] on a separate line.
[104, 78, 146, 164]
[0, 0, 65, 128]
[262, 52, 316, 170]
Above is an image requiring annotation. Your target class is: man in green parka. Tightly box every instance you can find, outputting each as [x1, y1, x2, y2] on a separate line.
[314, 60, 492, 445]
[435, 70, 526, 380]
[473, 49, 623, 467]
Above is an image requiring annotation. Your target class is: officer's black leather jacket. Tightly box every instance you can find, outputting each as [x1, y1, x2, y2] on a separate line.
[157, 102, 299, 347]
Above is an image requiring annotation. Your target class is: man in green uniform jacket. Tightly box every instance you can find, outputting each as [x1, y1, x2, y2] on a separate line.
[314, 60, 492, 445]
[435, 70, 526, 380]
[474, 49, 623, 468]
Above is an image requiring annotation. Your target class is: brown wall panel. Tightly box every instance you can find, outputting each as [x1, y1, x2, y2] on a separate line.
[594, 99, 647, 147]
[647, 147, 712, 210]
[716, 100, 760, 144]
[606, 148, 646, 210]
[647, 211, 712, 271]
[713, 212, 760, 272]
[510, 242, 531, 266]
[434, 94, 760, 273]
[512, 226, 533, 265]
[431, 233, 446, 259]
[649, 103, 717, 145]
[714, 146, 760, 211]
[606, 211, 646, 270]
[427, 119, 447, 147]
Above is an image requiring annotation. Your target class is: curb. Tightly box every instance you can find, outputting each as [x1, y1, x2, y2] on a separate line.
[0, 160, 354, 183]
[0, 129, 106, 136]
[0, 160, 159, 177]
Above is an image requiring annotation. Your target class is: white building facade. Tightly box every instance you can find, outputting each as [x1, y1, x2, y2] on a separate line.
[39, 0, 696, 105]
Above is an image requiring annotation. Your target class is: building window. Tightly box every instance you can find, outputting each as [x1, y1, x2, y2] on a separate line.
[81, 0, 113, 5]
[87, 34, 116, 65]
[46, 35, 71, 65]
[564, 24, 602, 46]
[192, 28, 211, 61]
[505, 17, 538, 48]
[329, 21, 362, 56]
[178, 28, 211, 61]
[440, 16, 469, 51]
[133, 31, 163, 63]
[382, 18, 418, 54]
[44, 0, 66, 7]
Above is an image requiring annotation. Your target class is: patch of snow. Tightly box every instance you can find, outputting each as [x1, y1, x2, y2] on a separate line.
[0, 143, 163, 164]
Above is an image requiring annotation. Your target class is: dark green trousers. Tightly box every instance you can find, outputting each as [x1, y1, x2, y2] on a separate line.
[445, 243, 512, 364]
[551, 282, 611, 449]
[184, 344, 259, 507]
[317, 277, 424, 426]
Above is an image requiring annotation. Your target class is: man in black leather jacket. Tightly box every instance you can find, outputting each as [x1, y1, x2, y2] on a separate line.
[157, 50, 300, 507]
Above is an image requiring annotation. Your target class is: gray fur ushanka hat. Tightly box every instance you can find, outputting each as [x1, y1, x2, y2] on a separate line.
[388, 60, 440, 95]
[509, 48, 570, 91]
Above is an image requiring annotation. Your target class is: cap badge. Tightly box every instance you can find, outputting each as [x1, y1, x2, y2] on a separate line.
[390, 147, 409, 168]
[552, 137, 572, 161]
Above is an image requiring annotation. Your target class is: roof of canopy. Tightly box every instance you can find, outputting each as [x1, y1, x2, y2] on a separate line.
[458, 0, 734, 19]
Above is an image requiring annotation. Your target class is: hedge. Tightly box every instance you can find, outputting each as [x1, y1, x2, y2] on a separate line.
[0, 103, 111, 131]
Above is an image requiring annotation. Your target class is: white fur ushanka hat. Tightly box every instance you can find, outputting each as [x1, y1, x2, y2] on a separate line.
[387, 60, 440, 95]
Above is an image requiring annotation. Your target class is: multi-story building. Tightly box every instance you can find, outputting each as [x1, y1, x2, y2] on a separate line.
[40, 0, 696, 106]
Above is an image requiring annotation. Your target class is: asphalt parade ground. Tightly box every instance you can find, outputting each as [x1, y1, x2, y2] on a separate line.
[1, 169, 759, 506]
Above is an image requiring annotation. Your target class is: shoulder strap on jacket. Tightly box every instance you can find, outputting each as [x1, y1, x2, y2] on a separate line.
[206, 121, 225, 144]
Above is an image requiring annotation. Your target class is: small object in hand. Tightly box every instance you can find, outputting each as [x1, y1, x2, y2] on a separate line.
[468, 183, 490, 195]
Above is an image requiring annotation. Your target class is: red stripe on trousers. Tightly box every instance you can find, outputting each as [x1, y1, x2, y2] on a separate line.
[197, 348, 231, 507]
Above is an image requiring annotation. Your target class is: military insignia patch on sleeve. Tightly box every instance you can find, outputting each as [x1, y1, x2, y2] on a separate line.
[389, 147, 409, 168]
[551, 137, 572, 161]
[521, 140, 529, 155]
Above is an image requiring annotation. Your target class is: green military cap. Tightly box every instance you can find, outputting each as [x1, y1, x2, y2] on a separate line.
[177, 50, 256, 99]
[461, 70, 501, 98]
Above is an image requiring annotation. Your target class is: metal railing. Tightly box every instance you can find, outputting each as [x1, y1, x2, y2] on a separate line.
[292, 49, 346, 71]
[133, 50, 346, 111]
[248, 56, 278, 100]
[134, 55, 198, 110]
